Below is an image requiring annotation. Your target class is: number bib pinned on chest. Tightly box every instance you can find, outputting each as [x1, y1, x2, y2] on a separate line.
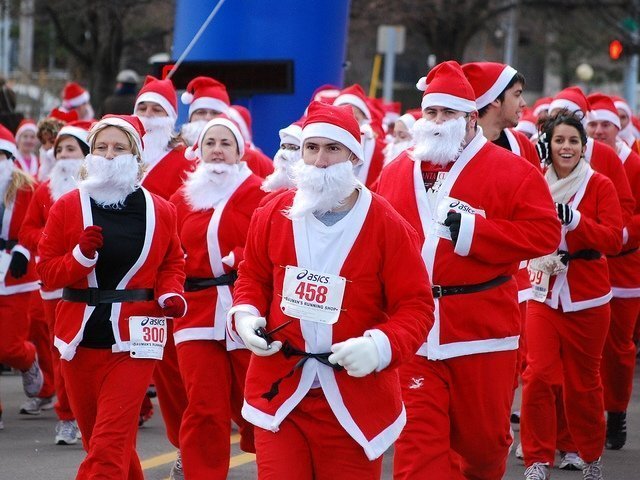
[129, 316, 167, 360]
[280, 266, 346, 325]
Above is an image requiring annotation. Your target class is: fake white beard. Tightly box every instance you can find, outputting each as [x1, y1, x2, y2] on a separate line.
[619, 122, 636, 146]
[37, 146, 55, 181]
[411, 117, 467, 166]
[79, 154, 140, 208]
[183, 162, 241, 210]
[180, 120, 208, 147]
[48, 159, 84, 201]
[139, 116, 175, 167]
[261, 149, 301, 192]
[0, 159, 14, 199]
[286, 160, 358, 219]
[383, 139, 413, 165]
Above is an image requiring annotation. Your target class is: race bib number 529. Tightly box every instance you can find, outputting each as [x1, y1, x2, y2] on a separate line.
[280, 266, 346, 325]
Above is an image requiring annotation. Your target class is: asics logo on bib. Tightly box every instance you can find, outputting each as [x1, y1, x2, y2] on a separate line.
[449, 200, 475, 214]
[141, 317, 165, 327]
[295, 269, 330, 284]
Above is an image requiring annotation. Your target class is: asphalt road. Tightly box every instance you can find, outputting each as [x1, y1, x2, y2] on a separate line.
[1, 368, 639, 479]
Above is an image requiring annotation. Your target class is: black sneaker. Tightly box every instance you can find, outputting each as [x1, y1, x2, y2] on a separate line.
[605, 411, 627, 450]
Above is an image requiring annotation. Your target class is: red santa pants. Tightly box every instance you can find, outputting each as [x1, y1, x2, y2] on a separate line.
[520, 302, 608, 465]
[28, 292, 55, 398]
[153, 318, 188, 448]
[254, 388, 382, 480]
[393, 351, 516, 480]
[44, 297, 75, 421]
[0, 292, 35, 371]
[62, 347, 155, 480]
[515, 300, 528, 389]
[601, 296, 640, 412]
[176, 340, 255, 479]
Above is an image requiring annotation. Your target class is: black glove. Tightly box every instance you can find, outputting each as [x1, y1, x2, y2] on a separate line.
[443, 211, 462, 245]
[9, 251, 28, 278]
[536, 132, 550, 164]
[556, 203, 574, 225]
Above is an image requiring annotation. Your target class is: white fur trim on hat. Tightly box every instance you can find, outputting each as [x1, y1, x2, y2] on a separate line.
[475, 65, 518, 109]
[57, 126, 90, 148]
[16, 123, 37, 139]
[334, 93, 372, 121]
[397, 113, 417, 130]
[188, 97, 229, 120]
[135, 92, 177, 120]
[195, 117, 245, 160]
[533, 102, 550, 117]
[90, 117, 144, 157]
[0, 139, 17, 158]
[549, 99, 583, 115]
[227, 108, 252, 142]
[515, 120, 537, 137]
[614, 100, 633, 118]
[301, 122, 364, 162]
[587, 109, 621, 129]
[62, 91, 90, 109]
[421, 93, 476, 112]
[279, 124, 303, 147]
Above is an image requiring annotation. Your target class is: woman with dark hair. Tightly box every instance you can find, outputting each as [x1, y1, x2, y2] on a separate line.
[520, 111, 622, 480]
[37, 115, 186, 480]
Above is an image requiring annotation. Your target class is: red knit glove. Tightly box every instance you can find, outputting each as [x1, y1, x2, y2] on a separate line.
[78, 226, 103, 259]
[162, 295, 186, 318]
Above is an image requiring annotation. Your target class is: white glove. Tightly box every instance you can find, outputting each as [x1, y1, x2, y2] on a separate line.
[235, 313, 282, 357]
[328, 337, 379, 377]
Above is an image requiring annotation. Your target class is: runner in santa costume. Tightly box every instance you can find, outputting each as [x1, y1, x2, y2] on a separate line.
[14, 119, 39, 177]
[260, 120, 303, 197]
[585, 93, 640, 451]
[374, 61, 561, 480]
[37, 115, 186, 480]
[227, 101, 434, 479]
[36, 109, 77, 181]
[19, 122, 90, 444]
[520, 111, 622, 480]
[170, 116, 264, 478]
[382, 111, 420, 166]
[61, 82, 95, 122]
[333, 84, 385, 187]
[515, 108, 539, 140]
[611, 95, 640, 154]
[0, 124, 43, 401]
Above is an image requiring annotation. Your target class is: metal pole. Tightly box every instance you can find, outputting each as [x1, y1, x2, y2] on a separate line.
[503, 0, 519, 66]
[382, 30, 396, 102]
[3, 1, 10, 76]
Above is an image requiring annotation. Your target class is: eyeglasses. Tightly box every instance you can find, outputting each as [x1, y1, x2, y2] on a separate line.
[280, 144, 300, 151]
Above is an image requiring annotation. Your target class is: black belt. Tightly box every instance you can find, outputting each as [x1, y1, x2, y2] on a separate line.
[0, 238, 17, 250]
[62, 287, 155, 307]
[608, 247, 638, 258]
[558, 249, 601, 265]
[431, 275, 511, 299]
[261, 341, 343, 402]
[183, 271, 237, 292]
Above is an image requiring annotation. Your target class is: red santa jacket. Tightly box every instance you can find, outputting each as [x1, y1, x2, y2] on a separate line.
[0, 184, 39, 295]
[357, 130, 385, 188]
[170, 168, 265, 345]
[546, 170, 622, 310]
[142, 146, 196, 200]
[376, 131, 561, 360]
[243, 148, 274, 179]
[37, 187, 186, 360]
[608, 142, 640, 295]
[227, 187, 433, 460]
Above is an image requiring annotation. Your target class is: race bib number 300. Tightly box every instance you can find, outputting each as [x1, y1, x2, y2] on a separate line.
[129, 316, 167, 360]
[280, 266, 346, 325]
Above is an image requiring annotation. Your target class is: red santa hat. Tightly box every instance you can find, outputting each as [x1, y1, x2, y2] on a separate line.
[15, 119, 37, 139]
[89, 114, 146, 156]
[227, 105, 253, 142]
[611, 95, 633, 119]
[48, 107, 79, 124]
[333, 84, 372, 121]
[416, 61, 476, 112]
[61, 82, 90, 109]
[0, 124, 17, 158]
[135, 76, 178, 120]
[278, 119, 304, 147]
[55, 120, 91, 151]
[311, 84, 341, 104]
[514, 107, 538, 137]
[181, 76, 230, 119]
[461, 62, 518, 109]
[532, 96, 553, 117]
[301, 101, 364, 162]
[586, 93, 621, 129]
[186, 115, 245, 161]
[549, 87, 589, 116]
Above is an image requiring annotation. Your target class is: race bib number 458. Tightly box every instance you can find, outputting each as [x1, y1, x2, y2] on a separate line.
[129, 316, 167, 360]
[280, 266, 346, 325]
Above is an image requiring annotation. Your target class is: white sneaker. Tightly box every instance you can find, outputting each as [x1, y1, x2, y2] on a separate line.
[559, 451, 586, 471]
[516, 442, 524, 459]
[55, 420, 80, 445]
[21, 357, 43, 398]
[582, 457, 604, 480]
[169, 450, 184, 480]
[19, 396, 54, 415]
[524, 462, 550, 480]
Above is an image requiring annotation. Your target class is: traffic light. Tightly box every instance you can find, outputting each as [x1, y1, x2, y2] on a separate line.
[610, 40, 624, 60]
